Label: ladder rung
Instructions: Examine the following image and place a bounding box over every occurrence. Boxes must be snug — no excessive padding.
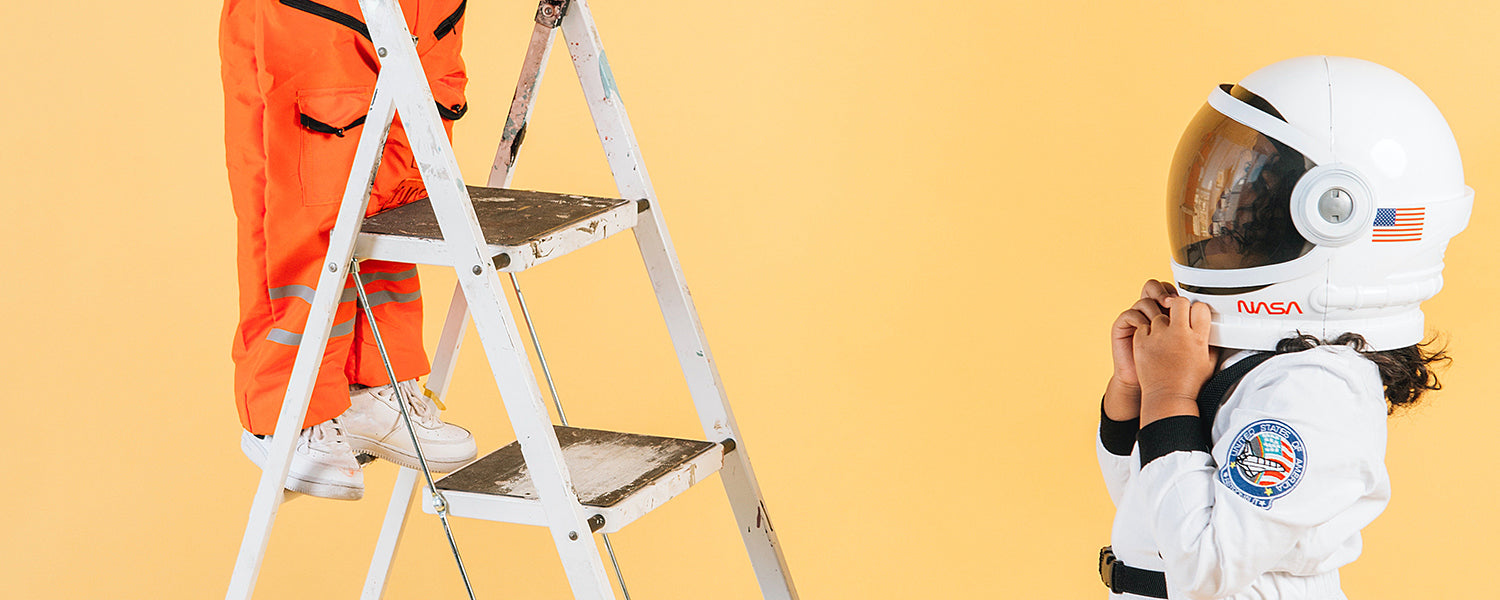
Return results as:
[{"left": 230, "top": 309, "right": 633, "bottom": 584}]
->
[
  {"left": 355, "top": 187, "right": 638, "bottom": 271},
  {"left": 427, "top": 426, "right": 726, "bottom": 534}
]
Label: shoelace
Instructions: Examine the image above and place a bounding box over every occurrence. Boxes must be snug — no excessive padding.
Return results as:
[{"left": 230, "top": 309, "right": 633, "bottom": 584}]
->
[
  {"left": 372, "top": 381, "right": 442, "bottom": 427},
  {"left": 301, "top": 419, "right": 352, "bottom": 451}
]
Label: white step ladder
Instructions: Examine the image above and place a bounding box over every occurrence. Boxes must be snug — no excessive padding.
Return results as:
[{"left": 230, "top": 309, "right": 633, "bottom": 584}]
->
[{"left": 225, "top": 0, "right": 797, "bottom": 598}]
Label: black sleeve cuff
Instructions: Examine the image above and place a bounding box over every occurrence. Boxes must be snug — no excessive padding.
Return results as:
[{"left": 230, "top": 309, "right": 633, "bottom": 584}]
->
[
  {"left": 1138, "top": 415, "right": 1209, "bottom": 468},
  {"left": 1099, "top": 402, "right": 1140, "bottom": 457}
]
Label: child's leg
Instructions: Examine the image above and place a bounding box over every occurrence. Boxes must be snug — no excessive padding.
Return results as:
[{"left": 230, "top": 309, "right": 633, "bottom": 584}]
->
[
  {"left": 223, "top": 0, "right": 377, "bottom": 434},
  {"left": 344, "top": 0, "right": 468, "bottom": 388},
  {"left": 346, "top": 259, "right": 429, "bottom": 388},
  {"left": 227, "top": 0, "right": 466, "bottom": 435}
]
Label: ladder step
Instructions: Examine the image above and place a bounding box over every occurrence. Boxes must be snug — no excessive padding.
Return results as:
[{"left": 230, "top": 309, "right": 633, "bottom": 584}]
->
[
  {"left": 355, "top": 187, "right": 639, "bottom": 270},
  {"left": 426, "top": 426, "right": 727, "bottom": 534}
]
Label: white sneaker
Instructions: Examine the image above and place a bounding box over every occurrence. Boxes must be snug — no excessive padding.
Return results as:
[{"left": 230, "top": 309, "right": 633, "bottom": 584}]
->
[
  {"left": 341, "top": 379, "right": 477, "bottom": 472},
  {"left": 240, "top": 419, "right": 364, "bottom": 501}
]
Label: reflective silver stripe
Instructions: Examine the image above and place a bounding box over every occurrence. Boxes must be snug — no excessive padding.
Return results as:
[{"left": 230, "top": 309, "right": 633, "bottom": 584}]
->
[
  {"left": 268, "top": 285, "right": 422, "bottom": 305},
  {"left": 267, "top": 270, "right": 422, "bottom": 305},
  {"left": 360, "top": 289, "right": 422, "bottom": 307},
  {"left": 267, "top": 284, "right": 321, "bottom": 304},
  {"left": 355, "top": 268, "right": 419, "bottom": 284},
  {"left": 266, "top": 316, "right": 357, "bottom": 346}
]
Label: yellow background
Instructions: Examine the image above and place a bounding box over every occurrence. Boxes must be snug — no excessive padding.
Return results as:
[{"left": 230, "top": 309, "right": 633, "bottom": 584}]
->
[{"left": 2, "top": 1, "right": 1496, "bottom": 598}]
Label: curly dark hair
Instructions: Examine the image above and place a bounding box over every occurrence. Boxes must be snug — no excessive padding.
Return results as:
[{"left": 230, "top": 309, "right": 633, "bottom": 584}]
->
[
  {"left": 1274, "top": 332, "right": 1450, "bottom": 413},
  {"left": 1242, "top": 151, "right": 1308, "bottom": 263}
]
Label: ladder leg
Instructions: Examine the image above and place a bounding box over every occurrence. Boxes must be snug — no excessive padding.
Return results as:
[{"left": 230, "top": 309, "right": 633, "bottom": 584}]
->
[
  {"left": 494, "top": 5, "right": 638, "bottom": 596},
  {"left": 361, "top": 467, "right": 421, "bottom": 600},
  {"left": 556, "top": 2, "right": 799, "bottom": 597},
  {"left": 487, "top": 0, "right": 565, "bottom": 188},
  {"left": 424, "top": 281, "right": 470, "bottom": 401},
  {"left": 718, "top": 449, "right": 798, "bottom": 599},
  {"left": 459, "top": 274, "right": 618, "bottom": 600},
  {"left": 638, "top": 214, "right": 799, "bottom": 600}
]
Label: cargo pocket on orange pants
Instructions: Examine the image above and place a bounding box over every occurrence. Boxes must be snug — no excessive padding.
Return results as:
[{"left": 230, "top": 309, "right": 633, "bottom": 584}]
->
[
  {"left": 296, "top": 86, "right": 372, "bottom": 206},
  {"left": 433, "top": 74, "right": 468, "bottom": 124},
  {"left": 365, "top": 75, "right": 468, "bottom": 213}
]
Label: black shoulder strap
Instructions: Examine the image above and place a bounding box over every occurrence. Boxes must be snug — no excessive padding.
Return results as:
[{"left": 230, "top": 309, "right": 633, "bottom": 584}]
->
[{"left": 1196, "top": 352, "right": 1275, "bottom": 439}]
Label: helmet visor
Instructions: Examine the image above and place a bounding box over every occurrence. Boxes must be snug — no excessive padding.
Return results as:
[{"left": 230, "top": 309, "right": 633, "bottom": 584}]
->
[{"left": 1168, "top": 102, "right": 1315, "bottom": 271}]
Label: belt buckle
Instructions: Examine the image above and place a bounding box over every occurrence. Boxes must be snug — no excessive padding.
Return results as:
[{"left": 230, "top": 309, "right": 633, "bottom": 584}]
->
[{"left": 1098, "top": 546, "right": 1118, "bottom": 593}]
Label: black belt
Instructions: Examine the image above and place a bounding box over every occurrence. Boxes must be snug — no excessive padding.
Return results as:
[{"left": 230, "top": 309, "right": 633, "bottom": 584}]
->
[{"left": 1099, "top": 546, "right": 1167, "bottom": 598}]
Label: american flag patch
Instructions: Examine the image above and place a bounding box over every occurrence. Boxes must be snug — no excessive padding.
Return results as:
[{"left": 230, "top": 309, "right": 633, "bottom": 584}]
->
[{"left": 1372, "top": 207, "right": 1424, "bottom": 242}]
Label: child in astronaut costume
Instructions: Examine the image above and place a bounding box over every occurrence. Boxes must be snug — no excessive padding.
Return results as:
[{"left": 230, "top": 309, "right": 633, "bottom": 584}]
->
[{"left": 1096, "top": 57, "right": 1472, "bottom": 599}]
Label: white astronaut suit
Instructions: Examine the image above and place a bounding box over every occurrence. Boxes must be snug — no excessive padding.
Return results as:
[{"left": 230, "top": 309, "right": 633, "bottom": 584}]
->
[
  {"left": 1099, "top": 347, "right": 1388, "bottom": 599},
  {"left": 1097, "top": 56, "right": 1472, "bottom": 599}
]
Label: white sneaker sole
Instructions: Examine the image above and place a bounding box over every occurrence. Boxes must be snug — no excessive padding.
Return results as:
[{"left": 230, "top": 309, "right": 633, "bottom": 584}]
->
[
  {"left": 344, "top": 434, "right": 476, "bottom": 473},
  {"left": 240, "top": 432, "right": 364, "bottom": 501}
]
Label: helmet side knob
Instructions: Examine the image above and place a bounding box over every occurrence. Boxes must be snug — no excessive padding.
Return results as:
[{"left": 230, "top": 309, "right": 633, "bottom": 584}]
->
[
  {"left": 1289, "top": 165, "right": 1375, "bottom": 246},
  {"left": 1317, "top": 188, "right": 1353, "bottom": 223}
]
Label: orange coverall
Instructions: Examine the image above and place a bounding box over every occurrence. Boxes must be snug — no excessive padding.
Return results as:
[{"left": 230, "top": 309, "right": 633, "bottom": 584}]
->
[{"left": 219, "top": 0, "right": 468, "bottom": 434}]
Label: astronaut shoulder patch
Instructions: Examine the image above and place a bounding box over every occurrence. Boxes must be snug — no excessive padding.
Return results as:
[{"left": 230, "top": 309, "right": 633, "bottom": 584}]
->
[{"left": 1217, "top": 419, "right": 1306, "bottom": 509}]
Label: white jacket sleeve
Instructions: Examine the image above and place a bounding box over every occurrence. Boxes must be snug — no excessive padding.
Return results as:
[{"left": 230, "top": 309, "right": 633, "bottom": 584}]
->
[
  {"left": 1131, "top": 351, "right": 1388, "bottom": 599},
  {"left": 1098, "top": 405, "right": 1140, "bottom": 506}
]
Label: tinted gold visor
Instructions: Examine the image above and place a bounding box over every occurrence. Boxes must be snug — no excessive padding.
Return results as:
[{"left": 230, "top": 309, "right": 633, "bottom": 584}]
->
[{"left": 1168, "top": 102, "right": 1314, "bottom": 270}]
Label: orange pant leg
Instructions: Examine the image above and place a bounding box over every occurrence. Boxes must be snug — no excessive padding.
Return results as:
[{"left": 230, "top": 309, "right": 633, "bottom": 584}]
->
[{"left": 221, "top": 0, "right": 468, "bottom": 434}]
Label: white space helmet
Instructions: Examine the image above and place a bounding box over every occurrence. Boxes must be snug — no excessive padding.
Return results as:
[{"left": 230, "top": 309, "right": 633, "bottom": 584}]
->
[{"left": 1167, "top": 56, "right": 1473, "bottom": 351}]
